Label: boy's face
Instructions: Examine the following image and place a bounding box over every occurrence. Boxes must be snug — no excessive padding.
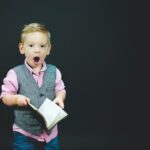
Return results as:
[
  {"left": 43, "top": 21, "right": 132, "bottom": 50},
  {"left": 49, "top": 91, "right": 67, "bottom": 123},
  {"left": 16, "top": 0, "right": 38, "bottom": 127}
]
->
[{"left": 19, "top": 32, "right": 51, "bottom": 68}]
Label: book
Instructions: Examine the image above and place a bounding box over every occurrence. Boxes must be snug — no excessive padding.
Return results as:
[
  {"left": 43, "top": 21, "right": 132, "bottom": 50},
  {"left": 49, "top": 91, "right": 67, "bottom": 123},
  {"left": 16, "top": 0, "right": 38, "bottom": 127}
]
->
[{"left": 28, "top": 98, "right": 68, "bottom": 130}]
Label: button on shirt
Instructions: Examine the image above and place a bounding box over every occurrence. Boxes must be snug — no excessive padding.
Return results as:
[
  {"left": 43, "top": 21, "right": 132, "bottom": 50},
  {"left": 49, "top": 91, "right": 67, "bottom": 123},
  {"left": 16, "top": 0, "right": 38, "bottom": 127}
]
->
[{"left": 0, "top": 61, "right": 65, "bottom": 142}]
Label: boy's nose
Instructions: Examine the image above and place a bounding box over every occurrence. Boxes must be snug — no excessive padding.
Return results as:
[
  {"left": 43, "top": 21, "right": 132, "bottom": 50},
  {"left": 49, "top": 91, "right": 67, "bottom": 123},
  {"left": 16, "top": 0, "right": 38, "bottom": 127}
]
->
[{"left": 34, "top": 47, "right": 40, "bottom": 52}]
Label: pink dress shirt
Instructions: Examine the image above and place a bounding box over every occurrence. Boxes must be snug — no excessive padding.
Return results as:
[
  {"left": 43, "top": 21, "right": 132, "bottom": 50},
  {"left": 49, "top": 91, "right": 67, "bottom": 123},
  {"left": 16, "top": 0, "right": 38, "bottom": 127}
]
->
[{"left": 0, "top": 61, "right": 65, "bottom": 143}]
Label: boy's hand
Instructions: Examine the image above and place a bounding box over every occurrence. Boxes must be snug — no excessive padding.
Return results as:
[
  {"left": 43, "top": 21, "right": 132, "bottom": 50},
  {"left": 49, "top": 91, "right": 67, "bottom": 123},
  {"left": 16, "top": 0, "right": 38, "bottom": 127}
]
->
[
  {"left": 16, "top": 95, "right": 30, "bottom": 107},
  {"left": 53, "top": 97, "right": 64, "bottom": 109}
]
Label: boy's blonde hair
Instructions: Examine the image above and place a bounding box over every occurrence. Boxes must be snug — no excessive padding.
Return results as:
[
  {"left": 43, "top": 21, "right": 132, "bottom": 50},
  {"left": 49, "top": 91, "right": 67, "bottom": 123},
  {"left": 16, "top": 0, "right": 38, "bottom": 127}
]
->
[{"left": 20, "top": 23, "right": 51, "bottom": 43}]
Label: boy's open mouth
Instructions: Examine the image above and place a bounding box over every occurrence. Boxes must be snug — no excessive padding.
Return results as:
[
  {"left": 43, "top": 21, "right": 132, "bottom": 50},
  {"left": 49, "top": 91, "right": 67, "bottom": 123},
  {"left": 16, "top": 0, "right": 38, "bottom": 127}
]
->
[{"left": 33, "top": 57, "right": 40, "bottom": 62}]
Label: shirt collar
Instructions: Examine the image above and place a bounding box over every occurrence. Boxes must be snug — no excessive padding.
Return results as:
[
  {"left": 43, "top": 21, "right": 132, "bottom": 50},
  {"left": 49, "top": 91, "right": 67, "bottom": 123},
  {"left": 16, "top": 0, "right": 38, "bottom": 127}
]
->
[{"left": 24, "top": 59, "right": 47, "bottom": 74}]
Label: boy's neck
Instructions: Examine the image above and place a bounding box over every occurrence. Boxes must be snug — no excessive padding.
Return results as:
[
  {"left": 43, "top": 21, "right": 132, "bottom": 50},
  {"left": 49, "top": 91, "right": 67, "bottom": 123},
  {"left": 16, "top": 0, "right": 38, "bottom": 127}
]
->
[{"left": 32, "top": 66, "right": 42, "bottom": 75}]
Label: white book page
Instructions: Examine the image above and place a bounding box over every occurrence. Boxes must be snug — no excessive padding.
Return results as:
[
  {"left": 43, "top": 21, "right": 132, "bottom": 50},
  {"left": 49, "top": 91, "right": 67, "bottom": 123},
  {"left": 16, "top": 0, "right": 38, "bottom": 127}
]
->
[
  {"left": 50, "top": 110, "right": 68, "bottom": 128},
  {"left": 28, "top": 98, "right": 68, "bottom": 129},
  {"left": 38, "top": 98, "right": 68, "bottom": 129}
]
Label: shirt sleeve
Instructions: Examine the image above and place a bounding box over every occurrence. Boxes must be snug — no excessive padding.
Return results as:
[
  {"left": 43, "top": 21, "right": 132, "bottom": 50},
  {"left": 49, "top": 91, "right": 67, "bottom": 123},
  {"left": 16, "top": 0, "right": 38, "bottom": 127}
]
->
[
  {"left": 0, "top": 69, "right": 18, "bottom": 99},
  {"left": 55, "top": 68, "right": 65, "bottom": 93}
]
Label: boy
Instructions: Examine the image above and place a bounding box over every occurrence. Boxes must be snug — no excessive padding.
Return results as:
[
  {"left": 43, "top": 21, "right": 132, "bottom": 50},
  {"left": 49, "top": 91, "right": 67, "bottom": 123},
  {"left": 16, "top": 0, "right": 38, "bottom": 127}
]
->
[{"left": 0, "top": 23, "right": 66, "bottom": 150}]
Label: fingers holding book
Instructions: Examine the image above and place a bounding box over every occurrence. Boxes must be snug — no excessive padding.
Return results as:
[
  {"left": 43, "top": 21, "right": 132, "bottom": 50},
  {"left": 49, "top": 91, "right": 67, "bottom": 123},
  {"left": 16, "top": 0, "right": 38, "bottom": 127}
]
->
[
  {"left": 16, "top": 94, "right": 30, "bottom": 107},
  {"left": 53, "top": 97, "right": 65, "bottom": 109}
]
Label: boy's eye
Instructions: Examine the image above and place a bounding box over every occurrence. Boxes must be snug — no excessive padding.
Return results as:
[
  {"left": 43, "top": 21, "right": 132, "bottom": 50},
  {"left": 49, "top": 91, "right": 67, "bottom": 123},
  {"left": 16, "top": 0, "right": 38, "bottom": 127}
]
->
[
  {"left": 29, "top": 44, "right": 33, "bottom": 47},
  {"left": 40, "top": 45, "right": 45, "bottom": 48}
]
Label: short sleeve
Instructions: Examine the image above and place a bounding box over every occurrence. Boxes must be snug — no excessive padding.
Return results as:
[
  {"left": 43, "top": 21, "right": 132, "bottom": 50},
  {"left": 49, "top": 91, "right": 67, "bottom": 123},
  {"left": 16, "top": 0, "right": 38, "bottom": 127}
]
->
[
  {"left": 0, "top": 69, "right": 19, "bottom": 99},
  {"left": 55, "top": 68, "right": 65, "bottom": 93}
]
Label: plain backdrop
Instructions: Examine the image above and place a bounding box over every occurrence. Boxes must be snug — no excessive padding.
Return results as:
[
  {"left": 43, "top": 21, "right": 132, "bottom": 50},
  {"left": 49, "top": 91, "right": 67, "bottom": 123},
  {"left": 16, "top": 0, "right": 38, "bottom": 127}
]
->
[{"left": 0, "top": 0, "right": 146, "bottom": 150}]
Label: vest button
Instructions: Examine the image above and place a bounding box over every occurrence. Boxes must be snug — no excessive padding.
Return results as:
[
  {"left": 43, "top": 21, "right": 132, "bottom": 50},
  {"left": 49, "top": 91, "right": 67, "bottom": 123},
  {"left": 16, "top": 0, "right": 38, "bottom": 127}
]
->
[{"left": 40, "top": 94, "right": 44, "bottom": 97}]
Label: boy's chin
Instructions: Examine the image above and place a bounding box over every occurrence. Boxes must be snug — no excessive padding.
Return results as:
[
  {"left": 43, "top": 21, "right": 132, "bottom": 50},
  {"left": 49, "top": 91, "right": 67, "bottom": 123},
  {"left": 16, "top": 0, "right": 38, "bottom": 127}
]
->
[
  {"left": 27, "top": 62, "right": 41, "bottom": 68},
  {"left": 33, "top": 61, "right": 44, "bottom": 67},
  {"left": 33, "top": 62, "right": 42, "bottom": 67}
]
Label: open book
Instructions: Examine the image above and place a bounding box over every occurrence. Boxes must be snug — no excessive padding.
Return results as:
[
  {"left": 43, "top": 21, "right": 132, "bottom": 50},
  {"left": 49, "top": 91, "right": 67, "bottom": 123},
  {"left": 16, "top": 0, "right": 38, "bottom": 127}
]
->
[{"left": 28, "top": 98, "right": 68, "bottom": 130}]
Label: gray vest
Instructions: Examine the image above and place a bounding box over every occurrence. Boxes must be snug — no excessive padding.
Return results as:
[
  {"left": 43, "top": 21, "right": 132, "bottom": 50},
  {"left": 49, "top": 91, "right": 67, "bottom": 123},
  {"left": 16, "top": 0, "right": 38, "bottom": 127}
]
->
[{"left": 13, "top": 64, "right": 56, "bottom": 135}]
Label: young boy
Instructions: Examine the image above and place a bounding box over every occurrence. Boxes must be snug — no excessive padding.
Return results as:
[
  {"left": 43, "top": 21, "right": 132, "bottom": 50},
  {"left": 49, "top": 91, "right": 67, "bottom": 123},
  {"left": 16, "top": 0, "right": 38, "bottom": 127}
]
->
[{"left": 0, "top": 23, "right": 66, "bottom": 150}]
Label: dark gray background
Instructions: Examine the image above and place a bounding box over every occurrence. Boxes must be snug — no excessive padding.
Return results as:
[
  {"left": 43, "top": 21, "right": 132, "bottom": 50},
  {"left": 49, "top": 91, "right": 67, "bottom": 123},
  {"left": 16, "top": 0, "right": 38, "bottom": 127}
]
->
[{"left": 0, "top": 0, "right": 146, "bottom": 150}]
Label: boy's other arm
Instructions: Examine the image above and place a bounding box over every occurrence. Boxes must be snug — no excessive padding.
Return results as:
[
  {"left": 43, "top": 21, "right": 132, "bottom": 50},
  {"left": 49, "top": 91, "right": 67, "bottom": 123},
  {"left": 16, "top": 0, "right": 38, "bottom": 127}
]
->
[
  {"left": 54, "top": 68, "right": 66, "bottom": 109},
  {"left": 53, "top": 90, "right": 66, "bottom": 109},
  {"left": 1, "top": 69, "right": 30, "bottom": 107},
  {"left": 2, "top": 94, "right": 30, "bottom": 107}
]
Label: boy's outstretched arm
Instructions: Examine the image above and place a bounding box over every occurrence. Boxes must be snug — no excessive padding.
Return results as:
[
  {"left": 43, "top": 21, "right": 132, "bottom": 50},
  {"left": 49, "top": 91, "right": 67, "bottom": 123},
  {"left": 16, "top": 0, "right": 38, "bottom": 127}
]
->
[
  {"left": 2, "top": 94, "right": 30, "bottom": 107},
  {"left": 53, "top": 90, "right": 66, "bottom": 109}
]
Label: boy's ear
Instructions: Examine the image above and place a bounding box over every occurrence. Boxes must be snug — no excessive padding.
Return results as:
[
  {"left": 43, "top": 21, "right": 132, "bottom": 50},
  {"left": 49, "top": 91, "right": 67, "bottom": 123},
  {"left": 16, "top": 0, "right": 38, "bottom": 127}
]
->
[
  {"left": 18, "top": 43, "right": 25, "bottom": 54},
  {"left": 47, "top": 43, "right": 52, "bottom": 55}
]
